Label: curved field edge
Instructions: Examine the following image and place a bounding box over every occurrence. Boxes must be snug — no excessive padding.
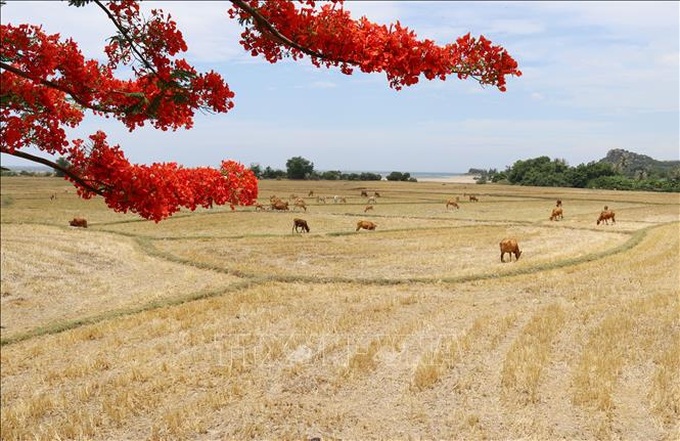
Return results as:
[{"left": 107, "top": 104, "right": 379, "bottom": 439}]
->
[
  {"left": 141, "top": 224, "right": 649, "bottom": 284},
  {"left": 0, "top": 221, "right": 666, "bottom": 347}
]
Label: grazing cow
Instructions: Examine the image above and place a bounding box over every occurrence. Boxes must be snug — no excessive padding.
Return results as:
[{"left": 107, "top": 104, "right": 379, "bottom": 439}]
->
[
  {"left": 500, "top": 238, "right": 522, "bottom": 262},
  {"left": 308, "top": 190, "right": 314, "bottom": 197},
  {"left": 367, "top": 196, "right": 377, "bottom": 205},
  {"left": 469, "top": 195, "right": 479, "bottom": 202},
  {"left": 254, "top": 203, "right": 266, "bottom": 211},
  {"left": 597, "top": 209, "right": 616, "bottom": 225},
  {"left": 446, "top": 199, "right": 460, "bottom": 210},
  {"left": 361, "top": 190, "right": 369, "bottom": 197},
  {"left": 292, "top": 218, "right": 310, "bottom": 233},
  {"left": 271, "top": 200, "right": 289, "bottom": 211},
  {"left": 356, "top": 220, "right": 377, "bottom": 231},
  {"left": 364, "top": 205, "right": 374, "bottom": 213},
  {"left": 374, "top": 192, "right": 381, "bottom": 197},
  {"left": 69, "top": 217, "right": 88, "bottom": 228},
  {"left": 556, "top": 199, "right": 562, "bottom": 207},
  {"left": 317, "top": 196, "right": 327, "bottom": 204},
  {"left": 550, "top": 207, "right": 564, "bottom": 221}
]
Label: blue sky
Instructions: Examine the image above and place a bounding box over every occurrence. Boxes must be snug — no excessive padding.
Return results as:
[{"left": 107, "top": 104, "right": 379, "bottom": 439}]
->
[{"left": 1, "top": 1, "right": 678, "bottom": 173}]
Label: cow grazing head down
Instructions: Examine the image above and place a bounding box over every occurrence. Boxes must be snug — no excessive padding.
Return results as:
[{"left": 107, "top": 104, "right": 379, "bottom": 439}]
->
[
  {"left": 550, "top": 207, "right": 563, "bottom": 221},
  {"left": 500, "top": 238, "right": 521, "bottom": 262},
  {"left": 356, "top": 220, "right": 377, "bottom": 231},
  {"left": 69, "top": 217, "right": 88, "bottom": 228},
  {"left": 597, "top": 209, "right": 616, "bottom": 225},
  {"left": 292, "top": 218, "right": 310, "bottom": 233}
]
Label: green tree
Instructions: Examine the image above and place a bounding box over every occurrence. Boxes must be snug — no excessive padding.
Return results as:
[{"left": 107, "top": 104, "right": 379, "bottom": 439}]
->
[
  {"left": 566, "top": 161, "right": 615, "bottom": 188},
  {"left": 248, "top": 163, "right": 263, "bottom": 179},
  {"left": 359, "top": 172, "right": 383, "bottom": 181},
  {"left": 53, "top": 156, "right": 71, "bottom": 177},
  {"left": 386, "top": 171, "right": 416, "bottom": 182},
  {"left": 286, "top": 156, "right": 314, "bottom": 180},
  {"left": 321, "top": 170, "right": 342, "bottom": 180},
  {"left": 261, "top": 166, "right": 286, "bottom": 179},
  {"left": 506, "top": 156, "right": 571, "bottom": 187}
]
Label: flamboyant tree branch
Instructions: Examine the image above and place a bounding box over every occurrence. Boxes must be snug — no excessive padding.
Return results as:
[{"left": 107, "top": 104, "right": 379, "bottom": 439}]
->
[
  {"left": 229, "top": 0, "right": 341, "bottom": 62},
  {"left": 229, "top": 0, "right": 478, "bottom": 85},
  {"left": 0, "top": 0, "right": 519, "bottom": 221},
  {"left": 90, "top": 0, "right": 157, "bottom": 75},
  {"left": 0, "top": 61, "right": 114, "bottom": 113}
]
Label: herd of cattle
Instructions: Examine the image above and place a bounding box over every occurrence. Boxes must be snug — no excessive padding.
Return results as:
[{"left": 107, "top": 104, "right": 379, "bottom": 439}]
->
[
  {"left": 498, "top": 199, "right": 616, "bottom": 262},
  {"left": 67, "top": 189, "right": 618, "bottom": 263}
]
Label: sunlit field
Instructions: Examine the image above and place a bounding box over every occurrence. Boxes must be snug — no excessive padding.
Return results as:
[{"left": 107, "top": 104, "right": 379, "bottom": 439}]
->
[{"left": 1, "top": 176, "right": 679, "bottom": 440}]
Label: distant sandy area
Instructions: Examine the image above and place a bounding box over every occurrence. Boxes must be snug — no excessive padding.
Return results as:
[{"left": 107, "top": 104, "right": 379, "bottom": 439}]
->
[{"left": 416, "top": 174, "right": 480, "bottom": 184}]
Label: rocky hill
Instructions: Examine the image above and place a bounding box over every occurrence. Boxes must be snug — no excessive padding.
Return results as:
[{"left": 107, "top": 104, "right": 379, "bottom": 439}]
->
[{"left": 599, "top": 149, "right": 680, "bottom": 178}]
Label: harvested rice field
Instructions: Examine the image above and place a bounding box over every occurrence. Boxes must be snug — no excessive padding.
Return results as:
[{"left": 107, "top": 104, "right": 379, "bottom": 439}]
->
[{"left": 1, "top": 176, "right": 679, "bottom": 440}]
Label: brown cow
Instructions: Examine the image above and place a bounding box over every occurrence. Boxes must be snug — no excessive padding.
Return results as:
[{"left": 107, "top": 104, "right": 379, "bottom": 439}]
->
[
  {"left": 556, "top": 199, "right": 563, "bottom": 207},
  {"left": 550, "top": 207, "right": 564, "bottom": 221},
  {"left": 69, "top": 217, "right": 88, "bottom": 228},
  {"left": 469, "top": 195, "right": 479, "bottom": 202},
  {"left": 292, "top": 218, "right": 310, "bottom": 233},
  {"left": 597, "top": 209, "right": 616, "bottom": 225},
  {"left": 364, "top": 205, "right": 374, "bottom": 213},
  {"left": 500, "top": 238, "right": 521, "bottom": 262},
  {"left": 271, "top": 200, "right": 289, "bottom": 211},
  {"left": 360, "top": 190, "right": 369, "bottom": 197},
  {"left": 356, "top": 220, "right": 377, "bottom": 231},
  {"left": 446, "top": 199, "right": 460, "bottom": 210}
]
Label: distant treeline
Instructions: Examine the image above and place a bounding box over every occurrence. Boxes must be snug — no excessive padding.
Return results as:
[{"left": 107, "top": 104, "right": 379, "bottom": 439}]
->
[
  {"left": 1, "top": 169, "right": 54, "bottom": 177},
  {"left": 6, "top": 149, "right": 677, "bottom": 192},
  {"left": 475, "top": 151, "right": 680, "bottom": 192},
  {"left": 250, "top": 157, "right": 417, "bottom": 182}
]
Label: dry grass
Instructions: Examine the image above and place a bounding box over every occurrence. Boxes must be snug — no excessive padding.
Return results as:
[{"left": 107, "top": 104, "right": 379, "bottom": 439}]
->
[
  {"left": 0, "top": 223, "right": 243, "bottom": 341},
  {"left": 501, "top": 303, "right": 566, "bottom": 405},
  {"left": 1, "top": 176, "right": 679, "bottom": 440}
]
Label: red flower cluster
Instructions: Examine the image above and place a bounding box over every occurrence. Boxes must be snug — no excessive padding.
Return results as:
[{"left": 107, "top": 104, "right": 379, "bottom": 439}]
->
[
  {"left": 1, "top": 0, "right": 520, "bottom": 222},
  {"left": 228, "top": 0, "right": 522, "bottom": 91},
  {"left": 1, "top": 2, "right": 248, "bottom": 221},
  {"left": 66, "top": 132, "right": 257, "bottom": 222}
]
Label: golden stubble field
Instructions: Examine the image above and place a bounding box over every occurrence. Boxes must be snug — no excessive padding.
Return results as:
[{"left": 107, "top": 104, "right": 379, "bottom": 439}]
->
[{"left": 1, "top": 176, "right": 679, "bottom": 441}]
